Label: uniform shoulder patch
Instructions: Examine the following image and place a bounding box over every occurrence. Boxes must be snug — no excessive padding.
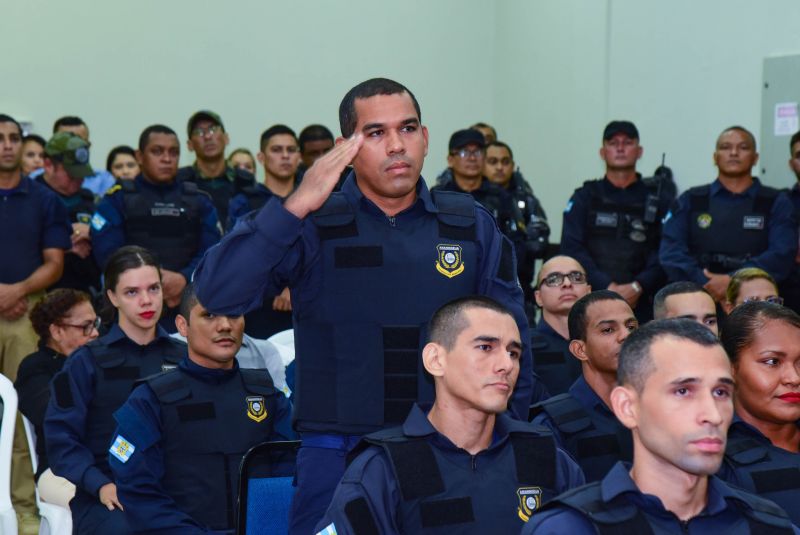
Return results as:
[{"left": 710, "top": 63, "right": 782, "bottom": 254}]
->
[
  {"left": 316, "top": 523, "right": 338, "bottom": 535},
  {"left": 109, "top": 435, "right": 136, "bottom": 463},
  {"left": 105, "top": 184, "right": 122, "bottom": 196},
  {"left": 90, "top": 212, "right": 107, "bottom": 231}
]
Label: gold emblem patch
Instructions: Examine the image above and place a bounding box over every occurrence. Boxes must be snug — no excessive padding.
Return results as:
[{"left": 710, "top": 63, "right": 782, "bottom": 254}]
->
[
  {"left": 435, "top": 244, "right": 465, "bottom": 278},
  {"left": 517, "top": 487, "right": 542, "bottom": 522},
  {"left": 246, "top": 396, "right": 267, "bottom": 423},
  {"left": 696, "top": 213, "right": 712, "bottom": 229}
]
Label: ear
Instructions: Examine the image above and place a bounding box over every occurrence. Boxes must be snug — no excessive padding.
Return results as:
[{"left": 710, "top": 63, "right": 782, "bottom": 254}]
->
[
  {"left": 569, "top": 339, "right": 588, "bottom": 363},
  {"left": 175, "top": 314, "right": 189, "bottom": 338},
  {"left": 752, "top": 151, "right": 760, "bottom": 166},
  {"left": 106, "top": 288, "right": 119, "bottom": 309},
  {"left": 222, "top": 132, "right": 230, "bottom": 147},
  {"left": 186, "top": 139, "right": 195, "bottom": 153},
  {"left": 257, "top": 151, "right": 265, "bottom": 164},
  {"left": 447, "top": 154, "right": 455, "bottom": 168},
  {"left": 422, "top": 125, "right": 429, "bottom": 157},
  {"left": 135, "top": 150, "right": 144, "bottom": 166},
  {"left": 48, "top": 323, "right": 62, "bottom": 345},
  {"left": 534, "top": 289, "right": 543, "bottom": 308},
  {"left": 598, "top": 146, "right": 605, "bottom": 160},
  {"left": 610, "top": 385, "right": 638, "bottom": 430},
  {"left": 422, "top": 342, "right": 445, "bottom": 378},
  {"left": 636, "top": 145, "right": 643, "bottom": 160}
]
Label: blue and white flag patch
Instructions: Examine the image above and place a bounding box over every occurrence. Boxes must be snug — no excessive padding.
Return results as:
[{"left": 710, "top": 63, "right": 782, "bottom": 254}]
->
[
  {"left": 91, "top": 213, "right": 107, "bottom": 231},
  {"left": 109, "top": 435, "right": 135, "bottom": 463},
  {"left": 564, "top": 200, "right": 573, "bottom": 214},
  {"left": 316, "top": 523, "right": 338, "bottom": 535}
]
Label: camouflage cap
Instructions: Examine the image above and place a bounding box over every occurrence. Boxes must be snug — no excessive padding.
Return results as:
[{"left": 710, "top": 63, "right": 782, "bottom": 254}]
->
[
  {"left": 45, "top": 132, "right": 93, "bottom": 179},
  {"left": 187, "top": 110, "right": 224, "bottom": 137}
]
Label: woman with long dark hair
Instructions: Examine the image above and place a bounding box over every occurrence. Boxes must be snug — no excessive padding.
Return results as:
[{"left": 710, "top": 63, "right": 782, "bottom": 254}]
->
[{"left": 43, "top": 246, "right": 185, "bottom": 534}]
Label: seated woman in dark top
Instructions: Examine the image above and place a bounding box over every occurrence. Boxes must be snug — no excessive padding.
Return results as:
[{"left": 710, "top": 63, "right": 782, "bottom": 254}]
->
[
  {"left": 15, "top": 288, "right": 99, "bottom": 507},
  {"left": 718, "top": 301, "right": 800, "bottom": 524}
]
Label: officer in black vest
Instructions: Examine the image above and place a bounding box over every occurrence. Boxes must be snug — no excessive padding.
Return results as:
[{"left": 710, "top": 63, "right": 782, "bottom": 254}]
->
[
  {"left": 90, "top": 125, "right": 221, "bottom": 332},
  {"left": 523, "top": 319, "right": 797, "bottom": 535},
  {"left": 660, "top": 125, "right": 797, "bottom": 304},
  {"left": 315, "top": 296, "right": 584, "bottom": 535},
  {"left": 530, "top": 291, "right": 637, "bottom": 482},
  {"left": 531, "top": 256, "right": 592, "bottom": 395},
  {"left": 38, "top": 132, "right": 101, "bottom": 294},
  {"left": 176, "top": 110, "right": 255, "bottom": 228},
  {"left": 192, "top": 78, "right": 538, "bottom": 535},
  {"left": 781, "top": 130, "right": 800, "bottom": 313},
  {"left": 109, "top": 283, "right": 293, "bottom": 533},
  {"left": 561, "top": 121, "right": 670, "bottom": 322}
]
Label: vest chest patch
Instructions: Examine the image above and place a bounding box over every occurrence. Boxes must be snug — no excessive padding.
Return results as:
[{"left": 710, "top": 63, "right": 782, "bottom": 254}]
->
[
  {"left": 247, "top": 395, "right": 268, "bottom": 422},
  {"left": 743, "top": 215, "right": 765, "bottom": 230},
  {"left": 435, "top": 244, "right": 465, "bottom": 278},
  {"left": 696, "top": 213, "right": 712, "bottom": 229},
  {"left": 517, "top": 486, "right": 542, "bottom": 522},
  {"left": 151, "top": 204, "right": 182, "bottom": 217},
  {"left": 594, "top": 212, "right": 618, "bottom": 228}
]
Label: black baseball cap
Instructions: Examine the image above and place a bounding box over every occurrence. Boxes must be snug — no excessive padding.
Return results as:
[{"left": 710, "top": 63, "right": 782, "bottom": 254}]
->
[
  {"left": 603, "top": 120, "right": 639, "bottom": 140},
  {"left": 449, "top": 129, "right": 486, "bottom": 152}
]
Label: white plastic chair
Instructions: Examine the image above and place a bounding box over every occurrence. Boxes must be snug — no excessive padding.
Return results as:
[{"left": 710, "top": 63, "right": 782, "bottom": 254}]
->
[
  {"left": 20, "top": 416, "right": 72, "bottom": 535},
  {"left": 0, "top": 374, "right": 19, "bottom": 535},
  {"left": 266, "top": 329, "right": 295, "bottom": 366}
]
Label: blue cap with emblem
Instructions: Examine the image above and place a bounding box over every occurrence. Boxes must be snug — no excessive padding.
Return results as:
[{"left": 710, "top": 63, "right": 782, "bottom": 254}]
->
[{"left": 45, "top": 132, "right": 94, "bottom": 179}]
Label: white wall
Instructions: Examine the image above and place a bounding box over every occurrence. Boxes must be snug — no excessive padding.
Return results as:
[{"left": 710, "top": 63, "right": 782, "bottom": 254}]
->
[{"left": 4, "top": 0, "right": 799, "bottom": 237}]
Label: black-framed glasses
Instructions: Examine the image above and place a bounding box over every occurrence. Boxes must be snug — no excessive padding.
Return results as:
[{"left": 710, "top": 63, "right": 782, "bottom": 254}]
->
[
  {"left": 191, "top": 125, "right": 223, "bottom": 138},
  {"left": 742, "top": 295, "right": 784, "bottom": 306},
  {"left": 58, "top": 317, "right": 101, "bottom": 336},
  {"left": 540, "top": 271, "right": 587, "bottom": 288}
]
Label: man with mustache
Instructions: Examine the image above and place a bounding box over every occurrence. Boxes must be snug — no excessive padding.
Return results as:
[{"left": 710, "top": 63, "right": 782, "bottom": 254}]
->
[
  {"left": 316, "top": 296, "right": 584, "bottom": 535},
  {"left": 108, "top": 283, "right": 293, "bottom": 533},
  {"left": 523, "top": 319, "right": 797, "bottom": 534},
  {"left": 530, "top": 290, "right": 637, "bottom": 481},
  {"left": 660, "top": 126, "right": 797, "bottom": 303},
  {"left": 193, "top": 78, "right": 538, "bottom": 534}
]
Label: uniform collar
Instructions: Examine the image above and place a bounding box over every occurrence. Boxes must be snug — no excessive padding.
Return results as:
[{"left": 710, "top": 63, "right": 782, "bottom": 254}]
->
[
  {"left": 601, "top": 173, "right": 643, "bottom": 191},
  {"left": 568, "top": 376, "right": 613, "bottom": 416},
  {"left": 0, "top": 173, "right": 29, "bottom": 195},
  {"left": 179, "top": 355, "right": 239, "bottom": 383},
  {"left": 104, "top": 323, "right": 173, "bottom": 346},
  {"left": 340, "top": 170, "right": 436, "bottom": 215},
  {"left": 600, "top": 462, "right": 733, "bottom": 517},
  {"left": 136, "top": 174, "right": 178, "bottom": 191},
  {"left": 535, "top": 317, "right": 567, "bottom": 341},
  {"left": 710, "top": 177, "right": 761, "bottom": 198},
  {"left": 729, "top": 412, "right": 800, "bottom": 439}
]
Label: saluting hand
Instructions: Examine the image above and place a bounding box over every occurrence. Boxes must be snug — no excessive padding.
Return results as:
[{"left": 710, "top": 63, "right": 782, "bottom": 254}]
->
[{"left": 284, "top": 134, "right": 364, "bottom": 219}]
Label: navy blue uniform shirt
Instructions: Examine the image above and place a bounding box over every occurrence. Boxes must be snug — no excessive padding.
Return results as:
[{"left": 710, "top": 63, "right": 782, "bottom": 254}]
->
[
  {"left": 315, "top": 404, "right": 585, "bottom": 535},
  {"left": 522, "top": 462, "right": 800, "bottom": 534},
  {"left": 0, "top": 176, "right": 71, "bottom": 283},
  {"left": 90, "top": 175, "right": 220, "bottom": 281},
  {"left": 660, "top": 178, "right": 797, "bottom": 284}
]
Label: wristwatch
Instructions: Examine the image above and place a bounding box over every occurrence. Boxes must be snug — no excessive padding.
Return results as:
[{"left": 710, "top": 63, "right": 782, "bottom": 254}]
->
[{"left": 631, "top": 281, "right": 642, "bottom": 294}]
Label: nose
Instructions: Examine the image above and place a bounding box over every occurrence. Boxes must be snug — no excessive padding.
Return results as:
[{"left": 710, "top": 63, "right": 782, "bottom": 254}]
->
[
  {"left": 698, "top": 390, "right": 725, "bottom": 426},
  {"left": 783, "top": 361, "right": 800, "bottom": 386},
  {"left": 618, "top": 326, "right": 633, "bottom": 344},
  {"left": 386, "top": 129, "right": 404, "bottom": 155},
  {"left": 217, "top": 315, "right": 234, "bottom": 331}
]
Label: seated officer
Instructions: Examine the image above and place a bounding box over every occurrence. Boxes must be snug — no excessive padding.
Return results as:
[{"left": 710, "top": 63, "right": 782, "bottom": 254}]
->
[
  {"left": 176, "top": 110, "right": 255, "bottom": 227},
  {"left": 524, "top": 319, "right": 798, "bottom": 534},
  {"left": 530, "top": 291, "right": 637, "bottom": 481},
  {"left": 531, "top": 256, "right": 592, "bottom": 395},
  {"left": 660, "top": 125, "right": 797, "bottom": 303},
  {"left": 315, "top": 296, "right": 584, "bottom": 535},
  {"left": 39, "top": 132, "right": 102, "bottom": 294},
  {"left": 109, "top": 283, "right": 293, "bottom": 533},
  {"left": 561, "top": 121, "right": 669, "bottom": 322},
  {"left": 90, "top": 124, "right": 221, "bottom": 331},
  {"left": 653, "top": 281, "right": 718, "bottom": 336}
]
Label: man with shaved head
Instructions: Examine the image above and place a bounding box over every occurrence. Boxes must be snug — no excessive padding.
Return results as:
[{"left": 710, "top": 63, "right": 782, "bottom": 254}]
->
[{"left": 653, "top": 281, "right": 718, "bottom": 336}]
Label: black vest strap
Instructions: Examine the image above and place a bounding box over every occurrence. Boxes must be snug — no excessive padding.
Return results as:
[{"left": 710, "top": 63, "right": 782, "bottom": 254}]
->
[
  {"left": 548, "top": 483, "right": 654, "bottom": 535},
  {"left": 344, "top": 497, "right": 380, "bottom": 535},
  {"left": 753, "top": 187, "right": 779, "bottom": 214},
  {"left": 383, "top": 439, "right": 445, "bottom": 501},
  {"left": 121, "top": 179, "right": 137, "bottom": 193},
  {"left": 689, "top": 185, "right": 712, "bottom": 212},
  {"left": 538, "top": 394, "right": 593, "bottom": 434},
  {"left": 510, "top": 434, "right": 555, "bottom": 489},
  {"left": 431, "top": 190, "right": 476, "bottom": 241},
  {"left": 729, "top": 487, "right": 795, "bottom": 535},
  {"left": 419, "top": 496, "right": 474, "bottom": 528},
  {"left": 240, "top": 367, "right": 276, "bottom": 393},
  {"left": 148, "top": 370, "right": 192, "bottom": 404},
  {"left": 313, "top": 193, "right": 358, "bottom": 240},
  {"left": 726, "top": 436, "right": 771, "bottom": 465}
]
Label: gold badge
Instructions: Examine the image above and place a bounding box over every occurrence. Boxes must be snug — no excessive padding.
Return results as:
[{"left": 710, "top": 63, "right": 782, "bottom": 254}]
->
[
  {"left": 696, "top": 213, "right": 712, "bottom": 229},
  {"left": 246, "top": 396, "right": 267, "bottom": 423},
  {"left": 435, "top": 244, "right": 465, "bottom": 278},
  {"left": 517, "top": 487, "right": 542, "bottom": 522}
]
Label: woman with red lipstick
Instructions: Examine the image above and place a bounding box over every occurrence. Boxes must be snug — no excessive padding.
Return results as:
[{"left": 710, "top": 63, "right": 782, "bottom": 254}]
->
[
  {"left": 43, "top": 246, "right": 186, "bottom": 534},
  {"left": 719, "top": 300, "right": 800, "bottom": 524}
]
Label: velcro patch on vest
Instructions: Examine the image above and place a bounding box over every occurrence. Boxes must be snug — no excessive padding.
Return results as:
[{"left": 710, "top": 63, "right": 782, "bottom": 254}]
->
[
  {"left": 103, "top": 366, "right": 140, "bottom": 380},
  {"left": 536, "top": 351, "right": 566, "bottom": 365},
  {"left": 577, "top": 435, "right": 620, "bottom": 458},
  {"left": 751, "top": 467, "right": 800, "bottom": 494},
  {"left": 176, "top": 402, "right": 216, "bottom": 422},
  {"left": 743, "top": 215, "right": 765, "bottom": 230},
  {"left": 419, "top": 497, "right": 474, "bottom": 527},
  {"left": 334, "top": 246, "right": 383, "bottom": 268},
  {"left": 385, "top": 440, "right": 445, "bottom": 500},
  {"left": 53, "top": 373, "right": 74, "bottom": 408},
  {"left": 594, "top": 212, "right": 618, "bottom": 228},
  {"left": 109, "top": 435, "right": 135, "bottom": 463},
  {"left": 343, "top": 497, "right": 378, "bottom": 535}
]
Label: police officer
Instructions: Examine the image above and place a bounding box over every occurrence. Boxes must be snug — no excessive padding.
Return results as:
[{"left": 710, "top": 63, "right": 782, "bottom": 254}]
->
[
  {"left": 192, "top": 78, "right": 537, "bottom": 534},
  {"left": 109, "top": 283, "right": 293, "bottom": 533},
  {"left": 717, "top": 302, "right": 800, "bottom": 525},
  {"left": 561, "top": 121, "right": 669, "bottom": 321},
  {"left": 653, "top": 281, "right": 719, "bottom": 335},
  {"left": 523, "top": 319, "right": 798, "bottom": 535},
  {"left": 177, "top": 110, "right": 255, "bottom": 227},
  {"left": 530, "top": 291, "right": 637, "bottom": 482},
  {"left": 531, "top": 256, "right": 591, "bottom": 395},
  {"left": 315, "top": 296, "right": 584, "bottom": 535},
  {"left": 90, "top": 124, "right": 221, "bottom": 331},
  {"left": 781, "top": 130, "right": 800, "bottom": 312},
  {"left": 660, "top": 125, "right": 798, "bottom": 304},
  {"left": 38, "top": 132, "right": 102, "bottom": 294},
  {"left": 44, "top": 246, "right": 186, "bottom": 534}
]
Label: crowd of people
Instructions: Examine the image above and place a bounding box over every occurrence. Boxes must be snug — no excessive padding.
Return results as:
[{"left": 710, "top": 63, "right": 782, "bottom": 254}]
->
[{"left": 1, "top": 75, "right": 800, "bottom": 534}]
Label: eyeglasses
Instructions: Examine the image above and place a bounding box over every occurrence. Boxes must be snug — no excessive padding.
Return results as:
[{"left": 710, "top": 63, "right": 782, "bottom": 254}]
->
[
  {"left": 191, "top": 125, "right": 223, "bottom": 138},
  {"left": 540, "top": 271, "right": 588, "bottom": 288},
  {"left": 742, "top": 296, "right": 784, "bottom": 306},
  {"left": 58, "top": 317, "right": 101, "bottom": 336},
  {"left": 452, "top": 148, "right": 484, "bottom": 159}
]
